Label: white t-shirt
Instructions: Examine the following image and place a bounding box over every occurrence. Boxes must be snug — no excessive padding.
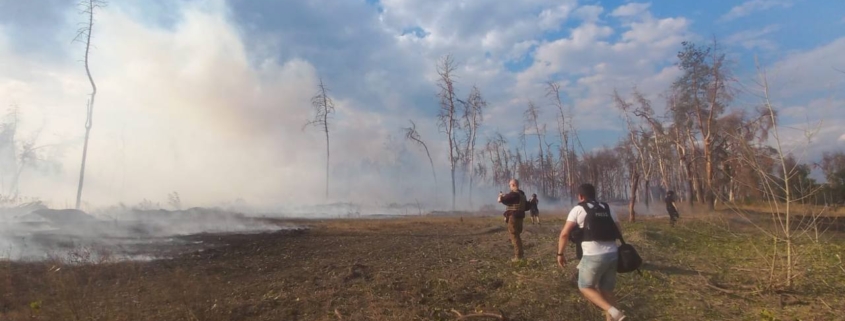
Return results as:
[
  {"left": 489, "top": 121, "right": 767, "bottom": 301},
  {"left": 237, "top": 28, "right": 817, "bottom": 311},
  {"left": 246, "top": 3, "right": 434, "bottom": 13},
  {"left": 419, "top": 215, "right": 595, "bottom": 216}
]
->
[{"left": 567, "top": 202, "right": 619, "bottom": 256}]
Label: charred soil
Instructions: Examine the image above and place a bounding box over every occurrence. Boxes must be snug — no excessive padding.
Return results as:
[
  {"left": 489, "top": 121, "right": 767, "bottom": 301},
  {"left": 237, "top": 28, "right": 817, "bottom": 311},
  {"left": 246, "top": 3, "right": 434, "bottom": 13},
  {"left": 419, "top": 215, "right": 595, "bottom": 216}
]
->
[{"left": 1, "top": 214, "right": 844, "bottom": 321}]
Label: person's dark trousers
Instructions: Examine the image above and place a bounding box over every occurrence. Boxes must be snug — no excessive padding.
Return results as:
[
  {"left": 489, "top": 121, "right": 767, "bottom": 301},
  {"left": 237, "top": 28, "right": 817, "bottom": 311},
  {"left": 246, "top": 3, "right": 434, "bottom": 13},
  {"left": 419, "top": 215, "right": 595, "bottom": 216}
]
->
[{"left": 668, "top": 208, "right": 679, "bottom": 226}]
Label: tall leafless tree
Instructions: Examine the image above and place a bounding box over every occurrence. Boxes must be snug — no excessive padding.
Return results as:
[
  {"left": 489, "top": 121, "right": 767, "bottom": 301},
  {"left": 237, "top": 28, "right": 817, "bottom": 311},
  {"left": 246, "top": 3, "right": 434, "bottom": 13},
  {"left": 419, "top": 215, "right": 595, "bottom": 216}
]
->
[
  {"left": 631, "top": 90, "right": 670, "bottom": 191},
  {"left": 457, "top": 86, "right": 486, "bottom": 209},
  {"left": 613, "top": 90, "right": 650, "bottom": 221},
  {"left": 73, "top": 0, "right": 106, "bottom": 210},
  {"left": 305, "top": 77, "right": 335, "bottom": 198},
  {"left": 524, "top": 100, "right": 547, "bottom": 196},
  {"left": 403, "top": 120, "right": 437, "bottom": 198},
  {"left": 436, "top": 55, "right": 461, "bottom": 210},
  {"left": 546, "top": 81, "right": 577, "bottom": 202}
]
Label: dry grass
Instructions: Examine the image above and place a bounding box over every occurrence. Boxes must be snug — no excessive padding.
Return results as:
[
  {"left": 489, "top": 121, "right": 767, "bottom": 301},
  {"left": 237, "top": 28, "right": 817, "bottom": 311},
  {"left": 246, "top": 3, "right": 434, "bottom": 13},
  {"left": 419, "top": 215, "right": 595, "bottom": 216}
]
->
[{"left": 0, "top": 213, "right": 843, "bottom": 320}]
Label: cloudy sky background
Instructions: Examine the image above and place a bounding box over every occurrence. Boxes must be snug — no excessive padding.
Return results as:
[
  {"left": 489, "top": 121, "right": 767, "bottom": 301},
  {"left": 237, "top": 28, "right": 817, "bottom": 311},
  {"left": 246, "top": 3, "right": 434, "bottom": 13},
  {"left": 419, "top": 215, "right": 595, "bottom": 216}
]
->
[{"left": 0, "top": 0, "right": 843, "bottom": 210}]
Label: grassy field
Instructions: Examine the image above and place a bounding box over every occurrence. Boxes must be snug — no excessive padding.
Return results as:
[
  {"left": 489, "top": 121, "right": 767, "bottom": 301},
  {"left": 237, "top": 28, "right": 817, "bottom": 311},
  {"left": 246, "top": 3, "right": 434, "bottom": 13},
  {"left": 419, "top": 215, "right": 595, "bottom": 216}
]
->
[{"left": 1, "top": 210, "right": 843, "bottom": 321}]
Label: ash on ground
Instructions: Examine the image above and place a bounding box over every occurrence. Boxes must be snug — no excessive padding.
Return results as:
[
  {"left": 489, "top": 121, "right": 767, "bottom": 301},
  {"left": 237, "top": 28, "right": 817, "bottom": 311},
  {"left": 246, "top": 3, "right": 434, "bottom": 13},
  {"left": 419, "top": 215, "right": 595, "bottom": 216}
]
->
[{"left": 0, "top": 202, "right": 299, "bottom": 262}]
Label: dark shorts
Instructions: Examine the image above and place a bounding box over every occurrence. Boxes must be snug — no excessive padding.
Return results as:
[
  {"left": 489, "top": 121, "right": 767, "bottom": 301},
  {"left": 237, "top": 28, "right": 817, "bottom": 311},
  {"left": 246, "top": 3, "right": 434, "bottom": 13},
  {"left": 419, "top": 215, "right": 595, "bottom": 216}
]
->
[{"left": 530, "top": 210, "right": 539, "bottom": 216}]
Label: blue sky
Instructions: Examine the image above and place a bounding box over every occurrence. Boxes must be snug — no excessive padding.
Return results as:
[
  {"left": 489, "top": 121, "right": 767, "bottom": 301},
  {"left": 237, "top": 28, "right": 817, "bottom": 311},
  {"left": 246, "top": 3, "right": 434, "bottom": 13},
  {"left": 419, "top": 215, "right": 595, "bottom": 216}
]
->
[{"left": 0, "top": 0, "right": 843, "bottom": 207}]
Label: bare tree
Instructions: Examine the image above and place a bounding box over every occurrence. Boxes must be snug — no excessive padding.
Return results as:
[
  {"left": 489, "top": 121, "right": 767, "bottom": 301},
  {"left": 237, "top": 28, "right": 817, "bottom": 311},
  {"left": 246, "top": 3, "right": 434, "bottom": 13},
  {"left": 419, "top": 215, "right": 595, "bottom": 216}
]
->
[
  {"left": 546, "top": 81, "right": 574, "bottom": 202},
  {"left": 73, "top": 0, "right": 106, "bottom": 210},
  {"left": 756, "top": 63, "right": 795, "bottom": 287},
  {"left": 524, "top": 100, "right": 547, "bottom": 196},
  {"left": 672, "top": 39, "right": 733, "bottom": 211},
  {"left": 717, "top": 61, "right": 823, "bottom": 289},
  {"left": 436, "top": 55, "right": 462, "bottom": 210},
  {"left": 167, "top": 191, "right": 182, "bottom": 210},
  {"left": 617, "top": 140, "right": 640, "bottom": 222},
  {"left": 304, "top": 77, "right": 335, "bottom": 198},
  {"left": 631, "top": 90, "right": 670, "bottom": 193},
  {"left": 457, "top": 86, "right": 486, "bottom": 209},
  {"left": 613, "top": 90, "right": 648, "bottom": 222},
  {"left": 0, "top": 107, "right": 21, "bottom": 195},
  {"left": 403, "top": 120, "right": 437, "bottom": 197},
  {"left": 0, "top": 107, "right": 49, "bottom": 198}
]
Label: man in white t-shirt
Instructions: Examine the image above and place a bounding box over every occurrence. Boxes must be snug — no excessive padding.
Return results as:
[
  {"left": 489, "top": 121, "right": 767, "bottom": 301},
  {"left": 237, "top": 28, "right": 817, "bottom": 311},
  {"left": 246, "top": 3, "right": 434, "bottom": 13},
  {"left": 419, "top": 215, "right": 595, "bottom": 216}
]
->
[{"left": 557, "top": 183, "right": 626, "bottom": 321}]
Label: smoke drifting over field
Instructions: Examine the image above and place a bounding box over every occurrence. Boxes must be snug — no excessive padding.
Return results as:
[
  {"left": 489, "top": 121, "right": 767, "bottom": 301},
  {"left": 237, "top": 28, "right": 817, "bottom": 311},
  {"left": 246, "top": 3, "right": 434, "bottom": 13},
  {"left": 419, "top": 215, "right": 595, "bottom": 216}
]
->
[
  {"left": 0, "top": 1, "right": 470, "bottom": 212},
  {"left": 0, "top": 202, "right": 301, "bottom": 261}
]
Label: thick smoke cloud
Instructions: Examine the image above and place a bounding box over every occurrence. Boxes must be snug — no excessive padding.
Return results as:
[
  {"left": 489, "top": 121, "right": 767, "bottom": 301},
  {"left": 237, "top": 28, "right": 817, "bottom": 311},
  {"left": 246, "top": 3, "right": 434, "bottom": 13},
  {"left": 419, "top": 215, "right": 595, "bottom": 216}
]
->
[{"left": 0, "top": 1, "right": 454, "bottom": 212}]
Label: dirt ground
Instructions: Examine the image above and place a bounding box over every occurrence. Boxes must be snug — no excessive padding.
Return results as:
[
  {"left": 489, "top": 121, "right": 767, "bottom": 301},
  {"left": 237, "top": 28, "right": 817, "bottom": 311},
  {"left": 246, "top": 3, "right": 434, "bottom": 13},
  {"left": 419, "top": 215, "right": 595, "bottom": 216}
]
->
[{"left": 1, "top": 212, "right": 844, "bottom": 321}]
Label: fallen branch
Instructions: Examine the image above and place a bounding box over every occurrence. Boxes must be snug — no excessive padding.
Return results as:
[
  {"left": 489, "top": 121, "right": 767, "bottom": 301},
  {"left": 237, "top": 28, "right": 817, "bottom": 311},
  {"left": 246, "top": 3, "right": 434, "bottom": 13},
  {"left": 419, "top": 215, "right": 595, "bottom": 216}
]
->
[
  {"left": 451, "top": 309, "right": 508, "bottom": 320},
  {"left": 335, "top": 309, "right": 343, "bottom": 320},
  {"left": 694, "top": 270, "right": 762, "bottom": 297},
  {"left": 728, "top": 267, "right": 766, "bottom": 273},
  {"left": 818, "top": 298, "right": 833, "bottom": 312}
]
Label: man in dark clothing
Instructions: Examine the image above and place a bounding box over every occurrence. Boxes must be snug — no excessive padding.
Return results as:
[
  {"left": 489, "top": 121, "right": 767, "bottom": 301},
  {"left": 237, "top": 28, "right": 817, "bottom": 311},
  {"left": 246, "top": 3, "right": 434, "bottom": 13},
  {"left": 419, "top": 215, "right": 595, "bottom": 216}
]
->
[
  {"left": 666, "top": 191, "right": 680, "bottom": 227},
  {"left": 498, "top": 179, "right": 528, "bottom": 261},
  {"left": 529, "top": 193, "right": 540, "bottom": 225}
]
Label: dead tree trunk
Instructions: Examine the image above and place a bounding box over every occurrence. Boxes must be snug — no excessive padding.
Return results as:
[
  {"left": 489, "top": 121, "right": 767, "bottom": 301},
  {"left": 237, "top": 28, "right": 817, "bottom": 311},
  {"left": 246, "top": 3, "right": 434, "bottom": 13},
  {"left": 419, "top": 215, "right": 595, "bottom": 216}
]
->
[
  {"left": 436, "top": 55, "right": 461, "bottom": 211},
  {"left": 629, "top": 162, "right": 640, "bottom": 222},
  {"left": 304, "top": 77, "right": 335, "bottom": 199},
  {"left": 404, "top": 120, "right": 437, "bottom": 199},
  {"left": 524, "top": 101, "right": 546, "bottom": 196},
  {"left": 457, "top": 86, "right": 485, "bottom": 210},
  {"left": 74, "top": 0, "right": 105, "bottom": 210}
]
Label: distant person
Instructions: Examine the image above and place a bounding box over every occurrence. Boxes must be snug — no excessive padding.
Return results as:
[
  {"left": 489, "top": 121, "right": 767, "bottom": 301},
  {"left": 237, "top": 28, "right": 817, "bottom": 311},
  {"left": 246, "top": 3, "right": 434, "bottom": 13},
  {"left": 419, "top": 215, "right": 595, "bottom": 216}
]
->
[
  {"left": 529, "top": 193, "right": 540, "bottom": 225},
  {"left": 557, "top": 183, "right": 627, "bottom": 321},
  {"left": 666, "top": 191, "right": 679, "bottom": 227},
  {"left": 498, "top": 179, "right": 528, "bottom": 261}
]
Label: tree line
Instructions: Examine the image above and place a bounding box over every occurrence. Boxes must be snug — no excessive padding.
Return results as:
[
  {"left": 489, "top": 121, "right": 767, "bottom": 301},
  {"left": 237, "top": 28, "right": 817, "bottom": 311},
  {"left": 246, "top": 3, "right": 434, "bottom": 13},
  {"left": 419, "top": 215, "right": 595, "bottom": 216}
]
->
[
  {"left": 301, "top": 40, "right": 845, "bottom": 217},
  {"left": 407, "top": 40, "right": 844, "bottom": 216}
]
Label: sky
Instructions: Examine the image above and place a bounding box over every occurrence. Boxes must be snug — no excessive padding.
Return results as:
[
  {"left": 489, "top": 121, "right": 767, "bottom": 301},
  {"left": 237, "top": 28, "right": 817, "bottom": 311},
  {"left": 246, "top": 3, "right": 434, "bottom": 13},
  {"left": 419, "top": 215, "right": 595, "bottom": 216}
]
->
[{"left": 0, "top": 0, "right": 843, "bottom": 210}]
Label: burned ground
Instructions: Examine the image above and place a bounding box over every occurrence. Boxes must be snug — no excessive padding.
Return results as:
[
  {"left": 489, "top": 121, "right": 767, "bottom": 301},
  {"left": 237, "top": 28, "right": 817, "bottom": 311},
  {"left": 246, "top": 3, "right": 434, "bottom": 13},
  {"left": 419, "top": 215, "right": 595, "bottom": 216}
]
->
[{"left": 1, "top": 213, "right": 844, "bottom": 321}]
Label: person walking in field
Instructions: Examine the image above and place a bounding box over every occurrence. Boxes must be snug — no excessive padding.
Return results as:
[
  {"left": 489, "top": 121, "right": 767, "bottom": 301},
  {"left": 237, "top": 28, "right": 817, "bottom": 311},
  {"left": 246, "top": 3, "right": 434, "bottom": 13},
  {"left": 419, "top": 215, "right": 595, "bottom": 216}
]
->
[
  {"left": 557, "top": 183, "right": 627, "bottom": 321},
  {"left": 666, "top": 190, "right": 680, "bottom": 227},
  {"left": 498, "top": 179, "right": 528, "bottom": 261},
  {"left": 529, "top": 193, "right": 540, "bottom": 225}
]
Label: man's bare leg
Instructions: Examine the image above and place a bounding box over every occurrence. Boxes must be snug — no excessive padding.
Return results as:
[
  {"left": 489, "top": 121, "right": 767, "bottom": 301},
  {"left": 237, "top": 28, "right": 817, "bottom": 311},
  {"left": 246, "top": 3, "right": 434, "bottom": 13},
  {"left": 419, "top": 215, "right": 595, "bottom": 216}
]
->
[
  {"left": 579, "top": 288, "right": 612, "bottom": 311},
  {"left": 602, "top": 291, "right": 617, "bottom": 321},
  {"left": 580, "top": 288, "right": 624, "bottom": 320}
]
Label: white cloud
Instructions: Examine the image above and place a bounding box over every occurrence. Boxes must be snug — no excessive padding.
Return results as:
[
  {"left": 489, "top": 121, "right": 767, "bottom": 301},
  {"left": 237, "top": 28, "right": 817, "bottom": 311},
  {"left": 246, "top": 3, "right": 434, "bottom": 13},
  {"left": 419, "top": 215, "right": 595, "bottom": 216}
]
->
[
  {"left": 725, "top": 25, "right": 780, "bottom": 50},
  {"left": 573, "top": 5, "right": 604, "bottom": 23},
  {"left": 760, "top": 86, "right": 845, "bottom": 164},
  {"left": 515, "top": 9, "right": 690, "bottom": 129},
  {"left": 379, "top": 0, "right": 577, "bottom": 57},
  {"left": 539, "top": 4, "right": 577, "bottom": 31},
  {"left": 610, "top": 2, "right": 651, "bottom": 18},
  {"left": 720, "top": 0, "right": 792, "bottom": 22},
  {"left": 768, "top": 37, "right": 845, "bottom": 98}
]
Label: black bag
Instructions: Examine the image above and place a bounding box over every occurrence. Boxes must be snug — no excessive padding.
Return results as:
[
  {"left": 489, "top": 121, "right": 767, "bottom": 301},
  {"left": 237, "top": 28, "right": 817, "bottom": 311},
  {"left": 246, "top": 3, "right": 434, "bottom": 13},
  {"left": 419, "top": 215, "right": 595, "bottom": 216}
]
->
[
  {"left": 617, "top": 243, "right": 642, "bottom": 273},
  {"left": 614, "top": 224, "right": 642, "bottom": 273}
]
